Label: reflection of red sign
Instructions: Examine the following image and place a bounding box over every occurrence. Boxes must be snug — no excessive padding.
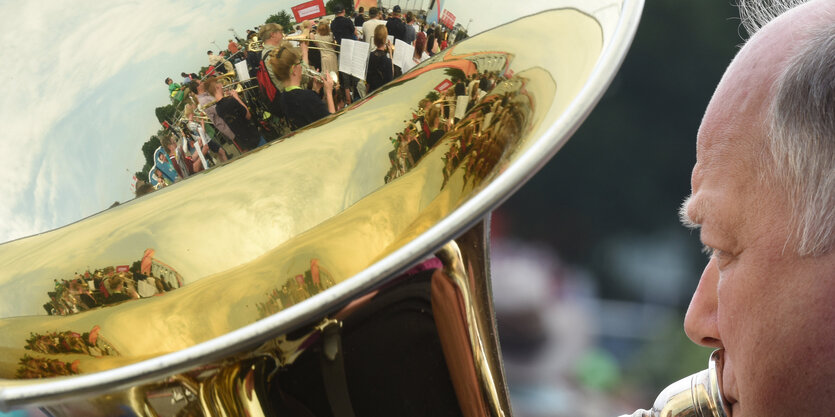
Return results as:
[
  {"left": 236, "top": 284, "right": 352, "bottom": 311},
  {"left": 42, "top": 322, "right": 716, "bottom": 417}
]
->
[
  {"left": 440, "top": 9, "right": 456, "bottom": 29},
  {"left": 116, "top": 265, "right": 129, "bottom": 273},
  {"left": 434, "top": 79, "right": 453, "bottom": 92},
  {"left": 291, "top": 0, "right": 326, "bottom": 22}
]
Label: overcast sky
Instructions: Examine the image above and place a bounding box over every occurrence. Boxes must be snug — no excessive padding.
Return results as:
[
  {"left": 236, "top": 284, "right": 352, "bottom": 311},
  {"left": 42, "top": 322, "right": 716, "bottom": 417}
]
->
[
  {"left": 0, "top": 0, "right": 614, "bottom": 245},
  {"left": 0, "top": 0, "right": 283, "bottom": 244}
]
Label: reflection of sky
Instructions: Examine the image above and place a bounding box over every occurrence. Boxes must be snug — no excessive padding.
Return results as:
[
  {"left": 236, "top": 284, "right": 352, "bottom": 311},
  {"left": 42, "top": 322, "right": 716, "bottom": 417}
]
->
[
  {"left": 0, "top": 0, "right": 280, "bottom": 244},
  {"left": 0, "top": 0, "right": 618, "bottom": 245}
]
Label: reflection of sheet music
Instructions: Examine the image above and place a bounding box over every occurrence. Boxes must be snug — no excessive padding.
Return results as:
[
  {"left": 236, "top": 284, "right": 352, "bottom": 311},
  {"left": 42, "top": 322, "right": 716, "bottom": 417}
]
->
[
  {"left": 455, "top": 96, "right": 469, "bottom": 120},
  {"left": 235, "top": 60, "right": 249, "bottom": 82},
  {"left": 339, "top": 39, "right": 354, "bottom": 74},
  {"left": 393, "top": 39, "right": 414, "bottom": 70},
  {"left": 338, "top": 39, "right": 371, "bottom": 80},
  {"left": 352, "top": 43, "right": 369, "bottom": 80}
]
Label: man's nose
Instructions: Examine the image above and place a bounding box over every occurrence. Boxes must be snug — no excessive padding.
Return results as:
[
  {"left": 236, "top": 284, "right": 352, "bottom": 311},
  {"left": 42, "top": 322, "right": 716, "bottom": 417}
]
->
[{"left": 684, "top": 257, "right": 723, "bottom": 348}]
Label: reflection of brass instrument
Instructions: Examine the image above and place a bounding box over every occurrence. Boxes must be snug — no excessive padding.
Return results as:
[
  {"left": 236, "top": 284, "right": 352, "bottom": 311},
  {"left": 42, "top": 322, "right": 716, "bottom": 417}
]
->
[
  {"left": 0, "top": 2, "right": 643, "bottom": 416},
  {"left": 247, "top": 37, "right": 262, "bottom": 51},
  {"left": 284, "top": 34, "right": 342, "bottom": 51},
  {"left": 303, "top": 65, "right": 340, "bottom": 88}
]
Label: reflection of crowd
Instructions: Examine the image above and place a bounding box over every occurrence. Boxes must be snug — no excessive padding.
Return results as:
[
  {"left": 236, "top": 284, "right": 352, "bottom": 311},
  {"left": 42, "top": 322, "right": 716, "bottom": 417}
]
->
[
  {"left": 24, "top": 326, "right": 118, "bottom": 357},
  {"left": 256, "top": 259, "right": 336, "bottom": 317},
  {"left": 141, "top": 6, "right": 466, "bottom": 196},
  {"left": 15, "top": 325, "right": 115, "bottom": 378},
  {"left": 384, "top": 69, "right": 516, "bottom": 185},
  {"left": 43, "top": 249, "right": 183, "bottom": 316},
  {"left": 443, "top": 82, "right": 529, "bottom": 189},
  {"left": 16, "top": 355, "right": 79, "bottom": 379}
]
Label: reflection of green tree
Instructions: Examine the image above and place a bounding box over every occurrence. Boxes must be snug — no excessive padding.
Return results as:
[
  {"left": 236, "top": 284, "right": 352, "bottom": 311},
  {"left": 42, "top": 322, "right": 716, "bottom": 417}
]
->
[
  {"left": 266, "top": 11, "right": 294, "bottom": 33},
  {"left": 444, "top": 68, "right": 466, "bottom": 82},
  {"left": 138, "top": 134, "right": 162, "bottom": 179},
  {"left": 154, "top": 104, "right": 176, "bottom": 125},
  {"left": 325, "top": 0, "right": 352, "bottom": 14}
]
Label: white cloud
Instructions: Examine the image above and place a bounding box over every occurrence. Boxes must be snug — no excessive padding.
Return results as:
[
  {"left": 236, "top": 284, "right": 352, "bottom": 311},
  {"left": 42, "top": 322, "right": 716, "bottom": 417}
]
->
[{"left": 0, "top": 0, "right": 279, "bottom": 243}]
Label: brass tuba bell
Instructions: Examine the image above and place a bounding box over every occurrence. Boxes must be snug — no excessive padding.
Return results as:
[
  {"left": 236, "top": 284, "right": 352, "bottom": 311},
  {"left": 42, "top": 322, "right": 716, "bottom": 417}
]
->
[{"left": 0, "top": 1, "right": 643, "bottom": 416}]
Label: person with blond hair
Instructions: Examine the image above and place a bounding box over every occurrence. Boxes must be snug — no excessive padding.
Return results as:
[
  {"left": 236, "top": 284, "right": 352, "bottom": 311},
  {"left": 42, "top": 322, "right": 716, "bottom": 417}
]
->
[
  {"left": 258, "top": 23, "right": 286, "bottom": 90},
  {"left": 311, "top": 19, "right": 338, "bottom": 79},
  {"left": 366, "top": 25, "right": 393, "bottom": 94},
  {"left": 205, "top": 76, "right": 261, "bottom": 150},
  {"left": 270, "top": 46, "right": 335, "bottom": 129}
]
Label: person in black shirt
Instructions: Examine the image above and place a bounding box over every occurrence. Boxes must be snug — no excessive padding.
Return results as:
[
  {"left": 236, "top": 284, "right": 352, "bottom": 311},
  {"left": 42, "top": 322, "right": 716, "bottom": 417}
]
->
[
  {"left": 330, "top": 4, "right": 356, "bottom": 46},
  {"left": 385, "top": 5, "right": 407, "bottom": 43},
  {"left": 366, "top": 25, "right": 394, "bottom": 94},
  {"left": 331, "top": 3, "right": 358, "bottom": 104},
  {"left": 354, "top": 6, "right": 366, "bottom": 27},
  {"left": 205, "top": 76, "right": 261, "bottom": 151},
  {"left": 271, "top": 46, "right": 335, "bottom": 130}
]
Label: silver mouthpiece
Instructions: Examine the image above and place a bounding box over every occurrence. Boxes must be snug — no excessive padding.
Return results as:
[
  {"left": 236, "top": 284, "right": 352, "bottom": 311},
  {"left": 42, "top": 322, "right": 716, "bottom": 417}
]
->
[{"left": 619, "top": 350, "right": 730, "bottom": 417}]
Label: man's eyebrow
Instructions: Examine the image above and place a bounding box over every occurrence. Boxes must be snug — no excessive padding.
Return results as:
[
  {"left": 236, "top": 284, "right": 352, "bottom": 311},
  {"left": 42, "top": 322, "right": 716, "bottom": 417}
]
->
[{"left": 679, "top": 195, "right": 703, "bottom": 230}]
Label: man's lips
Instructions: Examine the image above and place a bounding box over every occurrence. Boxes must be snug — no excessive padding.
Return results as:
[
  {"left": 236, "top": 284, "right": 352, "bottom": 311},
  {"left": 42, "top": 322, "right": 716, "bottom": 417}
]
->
[{"left": 722, "top": 357, "right": 739, "bottom": 411}]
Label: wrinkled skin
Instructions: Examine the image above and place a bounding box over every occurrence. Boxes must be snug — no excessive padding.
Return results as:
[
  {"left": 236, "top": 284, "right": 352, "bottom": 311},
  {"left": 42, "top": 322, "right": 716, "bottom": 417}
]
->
[{"left": 681, "top": 1, "right": 835, "bottom": 416}]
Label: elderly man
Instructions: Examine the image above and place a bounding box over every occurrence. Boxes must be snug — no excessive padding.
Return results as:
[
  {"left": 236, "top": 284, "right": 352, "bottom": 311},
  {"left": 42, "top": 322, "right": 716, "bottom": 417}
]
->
[{"left": 659, "top": 1, "right": 835, "bottom": 416}]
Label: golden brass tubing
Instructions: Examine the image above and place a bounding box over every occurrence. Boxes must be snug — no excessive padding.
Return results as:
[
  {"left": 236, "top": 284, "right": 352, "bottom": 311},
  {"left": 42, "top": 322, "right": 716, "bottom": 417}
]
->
[{"left": 435, "top": 221, "right": 508, "bottom": 417}]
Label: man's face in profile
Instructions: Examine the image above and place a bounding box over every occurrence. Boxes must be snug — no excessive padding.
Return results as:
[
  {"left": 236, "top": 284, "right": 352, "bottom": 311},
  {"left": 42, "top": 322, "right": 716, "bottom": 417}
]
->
[{"left": 680, "top": 2, "right": 835, "bottom": 416}]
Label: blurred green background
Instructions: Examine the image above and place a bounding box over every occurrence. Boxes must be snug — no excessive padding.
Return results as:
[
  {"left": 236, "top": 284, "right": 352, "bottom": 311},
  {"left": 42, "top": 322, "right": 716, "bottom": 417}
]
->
[{"left": 490, "top": 1, "right": 744, "bottom": 414}]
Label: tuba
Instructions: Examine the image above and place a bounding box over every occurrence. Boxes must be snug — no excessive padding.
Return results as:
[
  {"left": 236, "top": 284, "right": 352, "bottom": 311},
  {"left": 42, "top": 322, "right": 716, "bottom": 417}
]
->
[{"left": 0, "top": 1, "right": 667, "bottom": 416}]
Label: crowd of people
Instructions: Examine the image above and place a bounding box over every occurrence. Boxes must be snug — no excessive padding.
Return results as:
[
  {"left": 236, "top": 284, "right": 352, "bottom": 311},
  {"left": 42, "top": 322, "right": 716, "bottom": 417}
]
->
[
  {"left": 43, "top": 249, "right": 183, "bottom": 316},
  {"left": 255, "top": 259, "right": 336, "bottom": 318},
  {"left": 24, "top": 326, "right": 118, "bottom": 357},
  {"left": 142, "top": 5, "right": 462, "bottom": 196},
  {"left": 384, "top": 70, "right": 513, "bottom": 184}
]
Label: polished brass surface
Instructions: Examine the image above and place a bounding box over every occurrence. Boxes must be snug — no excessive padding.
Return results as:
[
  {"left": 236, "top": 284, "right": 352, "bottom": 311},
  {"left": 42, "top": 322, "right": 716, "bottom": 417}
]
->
[
  {"left": 0, "top": 1, "right": 641, "bottom": 414},
  {"left": 434, "top": 219, "right": 509, "bottom": 417},
  {"left": 619, "top": 350, "right": 730, "bottom": 417},
  {"left": 0, "top": 8, "right": 598, "bottom": 379}
]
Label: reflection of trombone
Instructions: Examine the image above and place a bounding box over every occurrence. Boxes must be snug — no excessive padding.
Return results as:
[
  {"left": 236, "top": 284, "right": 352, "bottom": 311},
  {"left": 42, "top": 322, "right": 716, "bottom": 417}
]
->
[{"left": 284, "top": 34, "right": 341, "bottom": 52}]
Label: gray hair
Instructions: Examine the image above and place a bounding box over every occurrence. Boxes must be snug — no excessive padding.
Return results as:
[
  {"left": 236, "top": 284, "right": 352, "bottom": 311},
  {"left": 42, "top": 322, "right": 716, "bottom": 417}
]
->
[
  {"left": 769, "top": 24, "right": 835, "bottom": 256},
  {"left": 737, "top": 0, "right": 808, "bottom": 37},
  {"left": 739, "top": 0, "right": 835, "bottom": 255}
]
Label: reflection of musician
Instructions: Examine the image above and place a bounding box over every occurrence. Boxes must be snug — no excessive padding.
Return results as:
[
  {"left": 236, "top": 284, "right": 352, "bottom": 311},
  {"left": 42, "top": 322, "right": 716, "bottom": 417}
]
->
[
  {"left": 311, "top": 21, "right": 338, "bottom": 78},
  {"left": 205, "top": 76, "right": 261, "bottom": 150},
  {"left": 424, "top": 105, "right": 446, "bottom": 149},
  {"left": 258, "top": 23, "right": 286, "bottom": 90},
  {"left": 367, "top": 25, "right": 394, "bottom": 94},
  {"left": 271, "top": 46, "right": 335, "bottom": 129}
]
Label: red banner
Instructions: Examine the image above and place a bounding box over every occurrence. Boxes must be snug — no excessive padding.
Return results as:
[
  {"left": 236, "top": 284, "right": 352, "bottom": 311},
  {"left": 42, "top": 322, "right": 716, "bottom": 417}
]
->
[
  {"left": 440, "top": 9, "right": 456, "bottom": 29},
  {"left": 291, "top": 0, "right": 326, "bottom": 22},
  {"left": 116, "top": 265, "right": 130, "bottom": 273},
  {"left": 434, "top": 79, "right": 453, "bottom": 92}
]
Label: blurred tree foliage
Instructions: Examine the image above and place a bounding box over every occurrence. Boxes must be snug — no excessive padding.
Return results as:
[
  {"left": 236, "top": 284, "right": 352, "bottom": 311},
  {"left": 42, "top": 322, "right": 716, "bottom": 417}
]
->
[
  {"left": 266, "top": 10, "right": 294, "bottom": 32},
  {"left": 154, "top": 104, "right": 176, "bottom": 125},
  {"left": 137, "top": 134, "right": 162, "bottom": 180},
  {"left": 499, "top": 1, "right": 742, "bottom": 300},
  {"left": 326, "top": 0, "right": 353, "bottom": 14}
]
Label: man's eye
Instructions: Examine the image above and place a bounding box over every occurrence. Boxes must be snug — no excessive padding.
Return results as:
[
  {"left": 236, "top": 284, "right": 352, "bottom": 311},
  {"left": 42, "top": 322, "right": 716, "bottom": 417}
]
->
[{"left": 702, "top": 244, "right": 733, "bottom": 266}]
